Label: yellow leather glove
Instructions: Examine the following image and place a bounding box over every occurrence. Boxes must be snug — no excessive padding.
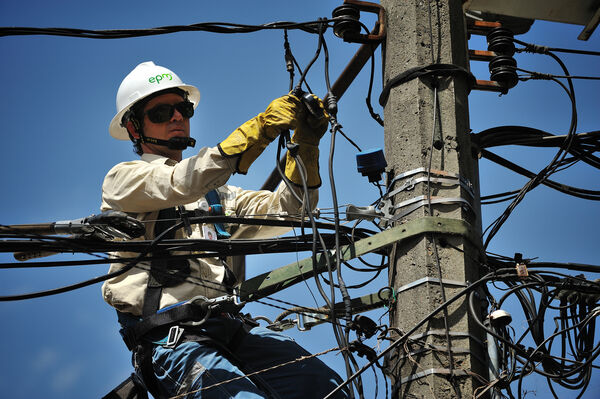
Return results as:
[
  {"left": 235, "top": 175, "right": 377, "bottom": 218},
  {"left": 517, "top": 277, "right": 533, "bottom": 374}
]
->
[
  {"left": 218, "top": 95, "right": 301, "bottom": 174},
  {"left": 285, "top": 95, "right": 329, "bottom": 188}
]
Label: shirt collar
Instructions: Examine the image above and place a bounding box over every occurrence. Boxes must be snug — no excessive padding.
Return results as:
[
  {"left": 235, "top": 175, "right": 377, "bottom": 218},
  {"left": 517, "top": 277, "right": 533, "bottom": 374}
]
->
[{"left": 141, "top": 153, "right": 178, "bottom": 166}]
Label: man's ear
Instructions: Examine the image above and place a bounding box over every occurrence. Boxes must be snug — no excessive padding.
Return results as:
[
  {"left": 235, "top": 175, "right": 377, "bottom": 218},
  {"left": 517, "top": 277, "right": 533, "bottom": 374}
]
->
[{"left": 126, "top": 120, "right": 140, "bottom": 139}]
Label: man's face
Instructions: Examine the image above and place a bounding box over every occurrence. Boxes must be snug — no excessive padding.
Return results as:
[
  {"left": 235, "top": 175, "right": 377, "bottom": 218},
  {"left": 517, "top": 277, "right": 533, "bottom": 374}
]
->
[{"left": 139, "top": 92, "right": 191, "bottom": 161}]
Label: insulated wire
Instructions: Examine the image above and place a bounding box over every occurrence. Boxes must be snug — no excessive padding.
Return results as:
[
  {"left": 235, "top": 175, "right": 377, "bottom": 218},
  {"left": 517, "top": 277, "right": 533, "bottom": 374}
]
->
[
  {"left": 324, "top": 271, "right": 504, "bottom": 399},
  {"left": 0, "top": 220, "right": 184, "bottom": 301},
  {"left": 366, "top": 43, "right": 384, "bottom": 126},
  {"left": 0, "top": 19, "right": 338, "bottom": 38},
  {"left": 483, "top": 51, "right": 578, "bottom": 249},
  {"left": 513, "top": 38, "right": 600, "bottom": 57},
  {"left": 480, "top": 149, "right": 600, "bottom": 201},
  {"left": 516, "top": 68, "right": 600, "bottom": 81},
  {"left": 320, "top": 23, "right": 362, "bottom": 398},
  {"left": 293, "top": 18, "right": 325, "bottom": 94}
]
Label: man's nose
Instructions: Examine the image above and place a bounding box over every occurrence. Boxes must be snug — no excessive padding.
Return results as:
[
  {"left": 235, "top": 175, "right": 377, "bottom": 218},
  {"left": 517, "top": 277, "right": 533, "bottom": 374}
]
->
[{"left": 171, "top": 108, "right": 184, "bottom": 121}]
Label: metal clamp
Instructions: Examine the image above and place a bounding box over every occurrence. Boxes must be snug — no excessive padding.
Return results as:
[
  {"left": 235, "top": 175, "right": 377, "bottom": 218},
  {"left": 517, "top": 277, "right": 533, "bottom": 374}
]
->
[
  {"left": 400, "top": 368, "right": 467, "bottom": 385},
  {"left": 206, "top": 294, "right": 245, "bottom": 315},
  {"left": 390, "top": 195, "right": 474, "bottom": 222},
  {"left": 297, "top": 312, "right": 329, "bottom": 331},
  {"left": 387, "top": 167, "right": 473, "bottom": 197},
  {"left": 409, "top": 329, "right": 485, "bottom": 350},
  {"left": 266, "top": 312, "right": 330, "bottom": 333},
  {"left": 267, "top": 318, "right": 298, "bottom": 332},
  {"left": 53, "top": 218, "right": 94, "bottom": 235},
  {"left": 387, "top": 175, "right": 474, "bottom": 199},
  {"left": 397, "top": 277, "right": 468, "bottom": 294}
]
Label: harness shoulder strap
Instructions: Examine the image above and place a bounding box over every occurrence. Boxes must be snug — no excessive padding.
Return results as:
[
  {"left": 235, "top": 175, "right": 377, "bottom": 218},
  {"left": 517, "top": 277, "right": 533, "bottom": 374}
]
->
[
  {"left": 143, "top": 207, "right": 190, "bottom": 317},
  {"left": 102, "top": 373, "right": 148, "bottom": 399}
]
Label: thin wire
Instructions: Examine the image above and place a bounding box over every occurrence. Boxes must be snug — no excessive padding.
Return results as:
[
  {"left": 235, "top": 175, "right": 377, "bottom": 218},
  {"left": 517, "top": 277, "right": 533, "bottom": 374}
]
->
[
  {"left": 169, "top": 345, "right": 345, "bottom": 399},
  {"left": 426, "top": 82, "right": 458, "bottom": 387}
]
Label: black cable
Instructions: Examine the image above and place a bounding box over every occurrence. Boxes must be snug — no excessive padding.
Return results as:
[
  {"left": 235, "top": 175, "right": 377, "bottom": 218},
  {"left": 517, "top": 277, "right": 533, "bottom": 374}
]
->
[
  {"left": 283, "top": 29, "right": 295, "bottom": 92},
  {"left": 472, "top": 127, "right": 600, "bottom": 170},
  {"left": 365, "top": 42, "right": 384, "bottom": 126},
  {"left": 513, "top": 39, "right": 600, "bottom": 57},
  {"left": 323, "top": 271, "right": 504, "bottom": 399},
  {"left": 517, "top": 68, "right": 600, "bottom": 81},
  {"left": 471, "top": 271, "right": 600, "bottom": 395},
  {"left": 321, "top": 22, "right": 362, "bottom": 398},
  {"left": 0, "top": 227, "right": 376, "bottom": 258},
  {"left": 292, "top": 19, "right": 325, "bottom": 95},
  {"left": 483, "top": 52, "right": 579, "bottom": 249},
  {"left": 480, "top": 149, "right": 600, "bottom": 201},
  {"left": 1, "top": 227, "right": 372, "bottom": 337},
  {"left": 0, "top": 19, "right": 337, "bottom": 39},
  {"left": 0, "top": 219, "right": 183, "bottom": 301}
]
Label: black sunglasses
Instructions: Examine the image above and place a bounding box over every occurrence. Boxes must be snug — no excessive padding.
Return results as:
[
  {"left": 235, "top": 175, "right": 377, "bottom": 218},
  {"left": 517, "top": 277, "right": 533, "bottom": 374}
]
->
[{"left": 144, "top": 101, "right": 194, "bottom": 123}]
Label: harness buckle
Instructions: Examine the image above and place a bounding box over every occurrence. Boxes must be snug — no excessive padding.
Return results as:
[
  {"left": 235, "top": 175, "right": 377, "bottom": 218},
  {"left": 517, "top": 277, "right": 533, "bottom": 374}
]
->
[{"left": 164, "top": 325, "right": 184, "bottom": 349}]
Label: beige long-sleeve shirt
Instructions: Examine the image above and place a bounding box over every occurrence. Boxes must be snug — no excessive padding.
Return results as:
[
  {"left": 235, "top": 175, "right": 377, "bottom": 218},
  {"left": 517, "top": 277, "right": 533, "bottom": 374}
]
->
[{"left": 101, "top": 147, "right": 315, "bottom": 316}]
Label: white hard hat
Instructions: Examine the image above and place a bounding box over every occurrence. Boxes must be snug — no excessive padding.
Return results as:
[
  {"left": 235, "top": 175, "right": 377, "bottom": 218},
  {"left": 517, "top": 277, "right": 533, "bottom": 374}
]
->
[{"left": 109, "top": 61, "right": 201, "bottom": 140}]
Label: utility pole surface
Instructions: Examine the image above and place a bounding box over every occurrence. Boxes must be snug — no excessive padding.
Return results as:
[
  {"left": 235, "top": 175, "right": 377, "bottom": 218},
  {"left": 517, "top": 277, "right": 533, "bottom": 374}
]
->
[{"left": 380, "top": 0, "right": 487, "bottom": 397}]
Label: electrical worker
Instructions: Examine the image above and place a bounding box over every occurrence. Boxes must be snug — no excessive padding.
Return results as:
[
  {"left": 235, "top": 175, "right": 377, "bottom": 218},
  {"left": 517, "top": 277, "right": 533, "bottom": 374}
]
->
[{"left": 101, "top": 61, "right": 348, "bottom": 399}]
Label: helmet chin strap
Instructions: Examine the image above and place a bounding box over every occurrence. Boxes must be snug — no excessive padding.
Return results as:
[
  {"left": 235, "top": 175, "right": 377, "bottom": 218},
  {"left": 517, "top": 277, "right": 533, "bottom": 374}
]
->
[{"left": 140, "top": 135, "right": 196, "bottom": 150}]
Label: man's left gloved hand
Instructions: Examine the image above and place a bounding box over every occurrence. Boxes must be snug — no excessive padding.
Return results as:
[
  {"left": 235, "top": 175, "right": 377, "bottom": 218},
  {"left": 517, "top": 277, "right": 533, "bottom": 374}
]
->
[{"left": 284, "top": 95, "right": 329, "bottom": 188}]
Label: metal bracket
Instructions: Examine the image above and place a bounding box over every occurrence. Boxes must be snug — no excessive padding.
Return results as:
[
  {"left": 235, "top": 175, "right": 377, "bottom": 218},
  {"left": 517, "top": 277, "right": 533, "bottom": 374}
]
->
[
  {"left": 266, "top": 318, "right": 297, "bottom": 332},
  {"left": 297, "top": 312, "right": 329, "bottom": 331},
  {"left": 266, "top": 291, "right": 392, "bottom": 332},
  {"left": 409, "top": 329, "right": 485, "bottom": 350},
  {"left": 397, "top": 277, "right": 468, "bottom": 294},
  {"left": 387, "top": 176, "right": 474, "bottom": 199},
  {"left": 400, "top": 368, "right": 468, "bottom": 385},
  {"left": 389, "top": 195, "right": 474, "bottom": 222},
  {"left": 387, "top": 167, "right": 474, "bottom": 198}
]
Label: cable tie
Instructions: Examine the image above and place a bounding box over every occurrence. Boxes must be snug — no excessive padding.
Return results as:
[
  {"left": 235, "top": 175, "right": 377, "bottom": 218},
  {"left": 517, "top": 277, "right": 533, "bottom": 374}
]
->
[
  {"left": 529, "top": 71, "right": 553, "bottom": 80},
  {"left": 519, "top": 43, "right": 549, "bottom": 54}
]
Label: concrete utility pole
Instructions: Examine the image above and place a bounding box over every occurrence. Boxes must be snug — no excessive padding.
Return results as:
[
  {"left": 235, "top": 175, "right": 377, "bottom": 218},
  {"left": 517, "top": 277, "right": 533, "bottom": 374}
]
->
[{"left": 380, "top": 0, "right": 487, "bottom": 398}]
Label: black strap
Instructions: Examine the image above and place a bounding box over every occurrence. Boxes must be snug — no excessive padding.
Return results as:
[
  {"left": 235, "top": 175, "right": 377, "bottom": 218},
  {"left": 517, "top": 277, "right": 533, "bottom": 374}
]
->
[
  {"left": 143, "top": 207, "right": 190, "bottom": 317},
  {"left": 378, "top": 63, "right": 476, "bottom": 107},
  {"left": 125, "top": 301, "right": 210, "bottom": 350},
  {"left": 136, "top": 343, "right": 164, "bottom": 399},
  {"left": 102, "top": 373, "right": 148, "bottom": 399}
]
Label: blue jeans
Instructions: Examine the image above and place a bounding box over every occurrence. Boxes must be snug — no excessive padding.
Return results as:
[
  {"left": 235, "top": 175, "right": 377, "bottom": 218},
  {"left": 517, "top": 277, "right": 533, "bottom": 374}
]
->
[{"left": 149, "top": 317, "right": 349, "bottom": 398}]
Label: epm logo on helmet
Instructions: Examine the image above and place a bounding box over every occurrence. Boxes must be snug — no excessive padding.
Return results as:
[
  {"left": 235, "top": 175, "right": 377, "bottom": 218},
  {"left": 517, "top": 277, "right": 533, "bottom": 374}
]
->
[{"left": 149, "top": 74, "right": 173, "bottom": 84}]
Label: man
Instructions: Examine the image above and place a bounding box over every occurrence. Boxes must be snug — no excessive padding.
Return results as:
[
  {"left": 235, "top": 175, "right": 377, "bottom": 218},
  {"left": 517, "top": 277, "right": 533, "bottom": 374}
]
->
[{"left": 101, "top": 61, "right": 347, "bottom": 399}]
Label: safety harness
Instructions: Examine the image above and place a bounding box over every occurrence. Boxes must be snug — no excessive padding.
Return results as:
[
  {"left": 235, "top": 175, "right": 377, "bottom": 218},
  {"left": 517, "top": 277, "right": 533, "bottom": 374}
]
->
[{"left": 103, "top": 190, "right": 277, "bottom": 399}]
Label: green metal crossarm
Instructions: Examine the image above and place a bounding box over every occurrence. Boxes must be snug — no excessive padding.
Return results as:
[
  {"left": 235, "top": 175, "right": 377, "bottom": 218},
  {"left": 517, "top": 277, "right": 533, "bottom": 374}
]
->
[
  {"left": 335, "top": 291, "right": 391, "bottom": 313},
  {"left": 238, "top": 217, "right": 481, "bottom": 302}
]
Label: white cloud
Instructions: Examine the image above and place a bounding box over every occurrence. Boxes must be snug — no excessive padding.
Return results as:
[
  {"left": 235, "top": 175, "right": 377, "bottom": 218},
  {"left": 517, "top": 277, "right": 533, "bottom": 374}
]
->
[
  {"left": 51, "top": 362, "right": 85, "bottom": 394},
  {"left": 32, "top": 347, "right": 60, "bottom": 372}
]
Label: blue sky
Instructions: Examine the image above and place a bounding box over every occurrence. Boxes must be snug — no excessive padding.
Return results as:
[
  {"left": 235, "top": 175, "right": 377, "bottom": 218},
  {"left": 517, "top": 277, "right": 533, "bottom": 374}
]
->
[{"left": 0, "top": 1, "right": 598, "bottom": 398}]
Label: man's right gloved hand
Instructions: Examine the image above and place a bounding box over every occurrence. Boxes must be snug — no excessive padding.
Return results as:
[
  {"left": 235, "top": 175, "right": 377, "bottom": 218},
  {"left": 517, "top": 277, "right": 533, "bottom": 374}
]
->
[
  {"left": 285, "top": 95, "right": 329, "bottom": 188},
  {"left": 218, "top": 95, "right": 301, "bottom": 174}
]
